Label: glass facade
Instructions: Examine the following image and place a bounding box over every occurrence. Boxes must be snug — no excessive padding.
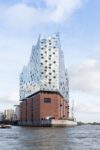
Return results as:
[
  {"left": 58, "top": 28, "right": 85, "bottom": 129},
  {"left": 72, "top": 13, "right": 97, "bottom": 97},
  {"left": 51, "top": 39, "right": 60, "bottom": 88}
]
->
[{"left": 20, "top": 33, "right": 69, "bottom": 101}]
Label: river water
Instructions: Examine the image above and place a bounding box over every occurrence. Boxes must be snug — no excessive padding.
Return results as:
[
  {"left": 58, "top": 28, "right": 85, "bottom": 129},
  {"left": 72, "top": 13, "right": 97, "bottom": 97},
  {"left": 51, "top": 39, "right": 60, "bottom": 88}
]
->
[{"left": 0, "top": 125, "right": 100, "bottom": 150}]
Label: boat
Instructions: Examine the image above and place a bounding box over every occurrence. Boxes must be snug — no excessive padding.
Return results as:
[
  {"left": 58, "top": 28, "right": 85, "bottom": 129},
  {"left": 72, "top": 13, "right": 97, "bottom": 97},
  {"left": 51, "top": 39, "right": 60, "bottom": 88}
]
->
[{"left": 0, "top": 124, "right": 11, "bottom": 128}]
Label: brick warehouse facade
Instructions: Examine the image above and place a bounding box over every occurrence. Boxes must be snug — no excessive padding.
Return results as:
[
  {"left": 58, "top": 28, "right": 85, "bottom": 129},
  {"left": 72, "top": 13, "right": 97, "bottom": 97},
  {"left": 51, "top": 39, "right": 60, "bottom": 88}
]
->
[{"left": 20, "top": 91, "right": 69, "bottom": 126}]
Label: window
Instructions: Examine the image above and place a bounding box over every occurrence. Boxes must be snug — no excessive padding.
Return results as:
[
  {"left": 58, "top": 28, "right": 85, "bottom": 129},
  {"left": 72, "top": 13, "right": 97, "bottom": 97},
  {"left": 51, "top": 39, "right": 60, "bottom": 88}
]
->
[{"left": 44, "top": 98, "right": 51, "bottom": 103}]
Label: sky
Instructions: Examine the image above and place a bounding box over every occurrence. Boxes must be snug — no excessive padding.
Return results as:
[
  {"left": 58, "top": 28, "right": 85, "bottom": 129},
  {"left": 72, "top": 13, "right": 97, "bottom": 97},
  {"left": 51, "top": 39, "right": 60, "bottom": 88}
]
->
[{"left": 0, "top": 0, "right": 100, "bottom": 122}]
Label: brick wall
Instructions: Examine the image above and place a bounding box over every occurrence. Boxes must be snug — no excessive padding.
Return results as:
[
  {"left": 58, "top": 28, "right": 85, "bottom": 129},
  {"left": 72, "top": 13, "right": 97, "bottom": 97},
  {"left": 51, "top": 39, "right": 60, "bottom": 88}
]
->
[{"left": 20, "top": 91, "right": 69, "bottom": 125}]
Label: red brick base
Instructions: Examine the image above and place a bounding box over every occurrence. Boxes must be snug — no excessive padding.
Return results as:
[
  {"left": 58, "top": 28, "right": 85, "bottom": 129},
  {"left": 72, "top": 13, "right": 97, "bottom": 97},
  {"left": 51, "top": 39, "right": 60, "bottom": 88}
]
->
[{"left": 20, "top": 91, "right": 69, "bottom": 125}]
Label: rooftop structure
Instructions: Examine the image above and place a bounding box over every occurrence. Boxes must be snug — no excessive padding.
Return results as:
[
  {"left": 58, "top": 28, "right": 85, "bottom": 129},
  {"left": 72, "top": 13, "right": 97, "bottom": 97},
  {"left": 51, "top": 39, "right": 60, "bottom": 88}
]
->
[{"left": 20, "top": 33, "right": 69, "bottom": 101}]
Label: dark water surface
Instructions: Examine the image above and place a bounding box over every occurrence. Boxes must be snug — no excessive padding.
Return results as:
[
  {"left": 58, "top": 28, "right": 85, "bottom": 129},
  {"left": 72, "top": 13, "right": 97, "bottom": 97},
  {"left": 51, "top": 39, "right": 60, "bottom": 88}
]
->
[{"left": 0, "top": 125, "right": 100, "bottom": 150}]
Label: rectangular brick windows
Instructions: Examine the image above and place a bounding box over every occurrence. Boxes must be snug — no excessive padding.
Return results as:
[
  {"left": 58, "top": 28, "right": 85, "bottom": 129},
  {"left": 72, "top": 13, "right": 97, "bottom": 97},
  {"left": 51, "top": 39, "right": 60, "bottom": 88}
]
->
[{"left": 44, "top": 98, "right": 51, "bottom": 103}]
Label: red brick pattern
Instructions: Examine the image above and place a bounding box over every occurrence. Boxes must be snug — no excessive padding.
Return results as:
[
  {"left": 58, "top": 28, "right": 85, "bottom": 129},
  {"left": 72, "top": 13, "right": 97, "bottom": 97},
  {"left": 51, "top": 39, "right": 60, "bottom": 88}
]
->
[
  {"left": 20, "top": 92, "right": 69, "bottom": 123},
  {"left": 20, "top": 100, "right": 27, "bottom": 122},
  {"left": 27, "top": 98, "right": 33, "bottom": 121},
  {"left": 32, "top": 94, "right": 40, "bottom": 120}
]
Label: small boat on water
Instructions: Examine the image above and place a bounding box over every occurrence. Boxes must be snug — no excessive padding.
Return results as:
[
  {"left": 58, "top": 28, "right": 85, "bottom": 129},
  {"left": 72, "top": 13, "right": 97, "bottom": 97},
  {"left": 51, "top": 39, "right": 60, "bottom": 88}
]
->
[{"left": 0, "top": 124, "right": 11, "bottom": 128}]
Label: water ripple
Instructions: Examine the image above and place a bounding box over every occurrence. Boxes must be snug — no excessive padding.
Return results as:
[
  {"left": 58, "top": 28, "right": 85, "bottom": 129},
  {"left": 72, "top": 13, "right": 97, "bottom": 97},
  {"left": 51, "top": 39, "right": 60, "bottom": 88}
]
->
[{"left": 0, "top": 125, "right": 100, "bottom": 150}]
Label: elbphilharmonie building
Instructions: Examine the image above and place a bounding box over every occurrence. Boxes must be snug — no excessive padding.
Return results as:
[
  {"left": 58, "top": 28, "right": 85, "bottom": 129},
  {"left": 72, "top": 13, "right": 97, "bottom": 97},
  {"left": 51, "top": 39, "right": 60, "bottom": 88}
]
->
[{"left": 20, "top": 33, "right": 69, "bottom": 126}]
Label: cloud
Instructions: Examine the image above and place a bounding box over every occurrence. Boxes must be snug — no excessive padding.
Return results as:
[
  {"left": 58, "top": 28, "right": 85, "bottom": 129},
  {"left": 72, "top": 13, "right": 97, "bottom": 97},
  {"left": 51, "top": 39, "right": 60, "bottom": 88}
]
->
[
  {"left": 75, "top": 101, "right": 100, "bottom": 114},
  {"left": 0, "top": 0, "right": 86, "bottom": 29},
  {"left": 70, "top": 94, "right": 100, "bottom": 114},
  {"left": 69, "top": 59, "right": 100, "bottom": 93},
  {"left": 0, "top": 92, "right": 19, "bottom": 104},
  {"left": 3, "top": 4, "right": 38, "bottom": 28},
  {"left": 44, "top": 0, "right": 84, "bottom": 22}
]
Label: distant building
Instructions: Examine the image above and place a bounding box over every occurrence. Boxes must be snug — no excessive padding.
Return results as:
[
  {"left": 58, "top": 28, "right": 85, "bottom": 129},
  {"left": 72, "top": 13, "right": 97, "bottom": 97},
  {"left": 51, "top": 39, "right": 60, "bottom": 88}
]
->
[
  {"left": 14, "top": 105, "right": 20, "bottom": 121},
  {"left": 4, "top": 109, "right": 14, "bottom": 121},
  {"left": 20, "top": 33, "right": 69, "bottom": 126},
  {"left": 0, "top": 112, "right": 4, "bottom": 121}
]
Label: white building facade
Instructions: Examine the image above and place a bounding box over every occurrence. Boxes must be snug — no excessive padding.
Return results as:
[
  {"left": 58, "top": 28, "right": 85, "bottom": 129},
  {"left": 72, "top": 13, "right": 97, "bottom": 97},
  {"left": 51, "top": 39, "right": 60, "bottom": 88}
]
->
[{"left": 20, "top": 33, "right": 69, "bottom": 101}]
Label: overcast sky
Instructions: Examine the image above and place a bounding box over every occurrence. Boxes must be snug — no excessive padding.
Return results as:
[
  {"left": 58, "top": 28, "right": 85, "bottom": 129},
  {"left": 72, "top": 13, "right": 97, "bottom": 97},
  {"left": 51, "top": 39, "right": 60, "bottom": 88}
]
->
[{"left": 0, "top": 0, "right": 100, "bottom": 122}]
